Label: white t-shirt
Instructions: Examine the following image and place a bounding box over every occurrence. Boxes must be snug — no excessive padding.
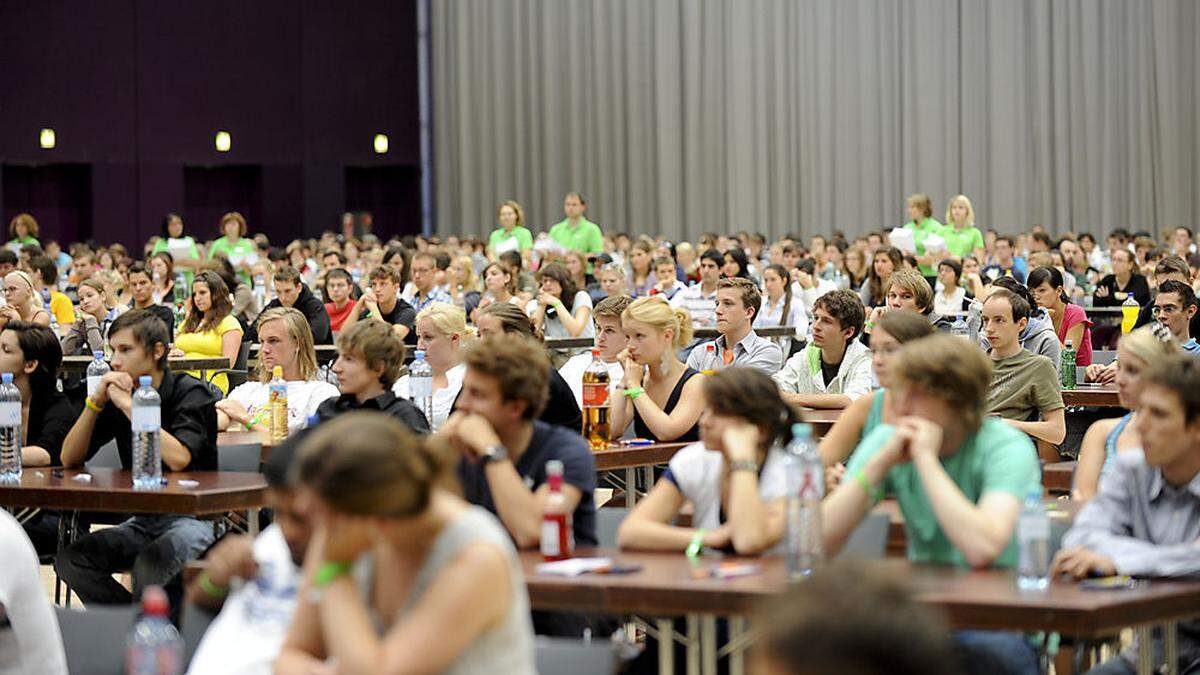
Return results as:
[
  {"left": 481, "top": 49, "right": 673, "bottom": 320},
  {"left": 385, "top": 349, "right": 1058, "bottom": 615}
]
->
[
  {"left": 933, "top": 286, "right": 966, "bottom": 316},
  {"left": 227, "top": 379, "right": 340, "bottom": 433},
  {"left": 558, "top": 352, "right": 624, "bottom": 410},
  {"left": 393, "top": 363, "right": 466, "bottom": 429},
  {"left": 0, "top": 511, "right": 68, "bottom": 675},
  {"left": 663, "top": 442, "right": 789, "bottom": 532},
  {"left": 526, "top": 291, "right": 595, "bottom": 341},
  {"left": 186, "top": 525, "right": 300, "bottom": 675}
]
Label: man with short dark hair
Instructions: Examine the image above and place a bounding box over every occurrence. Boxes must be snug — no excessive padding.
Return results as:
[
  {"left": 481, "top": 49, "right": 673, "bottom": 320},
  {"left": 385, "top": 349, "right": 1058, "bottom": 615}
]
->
[
  {"left": 126, "top": 262, "right": 175, "bottom": 342},
  {"left": 773, "top": 289, "right": 872, "bottom": 409},
  {"left": 0, "top": 249, "right": 16, "bottom": 276},
  {"left": 322, "top": 268, "right": 358, "bottom": 333},
  {"left": 981, "top": 236, "right": 1027, "bottom": 284},
  {"left": 339, "top": 265, "right": 416, "bottom": 341},
  {"left": 1153, "top": 279, "right": 1200, "bottom": 353},
  {"left": 404, "top": 252, "right": 452, "bottom": 311},
  {"left": 248, "top": 265, "right": 332, "bottom": 344},
  {"left": 686, "top": 277, "right": 783, "bottom": 373},
  {"left": 56, "top": 309, "right": 221, "bottom": 605},
  {"left": 558, "top": 294, "right": 630, "bottom": 409},
  {"left": 982, "top": 289, "right": 1066, "bottom": 446},
  {"left": 670, "top": 249, "right": 723, "bottom": 327}
]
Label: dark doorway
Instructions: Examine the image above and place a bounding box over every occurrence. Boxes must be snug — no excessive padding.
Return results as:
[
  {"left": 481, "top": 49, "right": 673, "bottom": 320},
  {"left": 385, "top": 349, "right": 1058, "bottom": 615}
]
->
[
  {"left": 1, "top": 163, "right": 93, "bottom": 245},
  {"left": 183, "top": 165, "right": 264, "bottom": 237},
  {"left": 345, "top": 165, "right": 421, "bottom": 238}
]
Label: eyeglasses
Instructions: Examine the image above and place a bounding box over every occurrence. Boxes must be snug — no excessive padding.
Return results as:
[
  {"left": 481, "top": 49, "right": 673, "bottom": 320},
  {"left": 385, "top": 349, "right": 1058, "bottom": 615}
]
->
[{"left": 1152, "top": 304, "right": 1180, "bottom": 315}]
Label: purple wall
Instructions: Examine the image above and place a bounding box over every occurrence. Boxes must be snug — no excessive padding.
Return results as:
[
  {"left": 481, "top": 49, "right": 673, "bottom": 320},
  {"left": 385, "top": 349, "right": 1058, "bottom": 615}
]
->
[{"left": 0, "top": 0, "right": 420, "bottom": 249}]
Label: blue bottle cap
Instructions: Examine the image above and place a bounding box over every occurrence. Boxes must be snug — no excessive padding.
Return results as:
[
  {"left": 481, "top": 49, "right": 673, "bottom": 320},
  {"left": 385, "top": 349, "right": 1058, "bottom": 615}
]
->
[
  {"left": 415, "top": 350, "right": 426, "bottom": 359},
  {"left": 93, "top": 351, "right": 105, "bottom": 360},
  {"left": 791, "top": 423, "right": 812, "bottom": 438},
  {"left": 139, "top": 375, "right": 152, "bottom": 387},
  {"left": 1, "top": 373, "right": 12, "bottom": 384}
]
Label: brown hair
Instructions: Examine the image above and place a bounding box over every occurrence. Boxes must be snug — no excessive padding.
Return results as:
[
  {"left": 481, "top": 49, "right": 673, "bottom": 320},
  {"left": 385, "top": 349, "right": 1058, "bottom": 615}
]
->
[
  {"left": 478, "top": 301, "right": 541, "bottom": 341},
  {"left": 868, "top": 247, "right": 903, "bottom": 305},
  {"left": 181, "top": 270, "right": 234, "bottom": 334},
  {"left": 874, "top": 309, "right": 935, "bottom": 344},
  {"left": 888, "top": 268, "right": 934, "bottom": 313},
  {"left": 462, "top": 334, "right": 550, "bottom": 420},
  {"left": 482, "top": 261, "right": 518, "bottom": 296},
  {"left": 336, "top": 319, "right": 406, "bottom": 387},
  {"left": 496, "top": 200, "right": 525, "bottom": 228},
  {"left": 593, "top": 294, "right": 633, "bottom": 320},
  {"left": 368, "top": 264, "right": 402, "bottom": 285},
  {"left": 219, "top": 211, "right": 247, "bottom": 237},
  {"left": 255, "top": 307, "right": 319, "bottom": 382},
  {"left": 716, "top": 277, "right": 762, "bottom": 319},
  {"left": 1144, "top": 354, "right": 1200, "bottom": 424},
  {"left": 535, "top": 262, "right": 579, "bottom": 309},
  {"left": 703, "top": 367, "right": 802, "bottom": 449},
  {"left": 813, "top": 289, "right": 866, "bottom": 339},
  {"left": 272, "top": 264, "right": 302, "bottom": 285},
  {"left": 906, "top": 194, "right": 933, "bottom": 220},
  {"left": 9, "top": 213, "right": 39, "bottom": 240},
  {"left": 891, "top": 334, "right": 992, "bottom": 433}
]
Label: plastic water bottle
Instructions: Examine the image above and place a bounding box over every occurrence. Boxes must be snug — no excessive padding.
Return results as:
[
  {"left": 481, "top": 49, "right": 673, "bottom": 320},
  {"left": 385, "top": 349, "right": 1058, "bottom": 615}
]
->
[
  {"left": 1017, "top": 489, "right": 1051, "bottom": 592},
  {"left": 965, "top": 299, "right": 983, "bottom": 343},
  {"left": 173, "top": 272, "right": 188, "bottom": 306},
  {"left": 131, "top": 375, "right": 163, "bottom": 490},
  {"left": 951, "top": 313, "right": 970, "bottom": 337},
  {"left": 0, "top": 373, "right": 22, "bottom": 483},
  {"left": 86, "top": 351, "right": 110, "bottom": 399},
  {"left": 125, "top": 585, "right": 182, "bottom": 675},
  {"left": 409, "top": 350, "right": 434, "bottom": 430},
  {"left": 269, "top": 365, "right": 288, "bottom": 443},
  {"left": 1060, "top": 339, "right": 1077, "bottom": 389},
  {"left": 253, "top": 274, "right": 267, "bottom": 309},
  {"left": 785, "top": 423, "right": 824, "bottom": 580},
  {"left": 41, "top": 289, "right": 59, "bottom": 333}
]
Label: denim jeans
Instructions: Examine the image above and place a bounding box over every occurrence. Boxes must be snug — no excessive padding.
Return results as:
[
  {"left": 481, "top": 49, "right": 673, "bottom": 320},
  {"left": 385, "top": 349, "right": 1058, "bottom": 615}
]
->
[
  {"left": 55, "top": 514, "right": 216, "bottom": 605},
  {"left": 953, "top": 630, "right": 1040, "bottom": 675}
]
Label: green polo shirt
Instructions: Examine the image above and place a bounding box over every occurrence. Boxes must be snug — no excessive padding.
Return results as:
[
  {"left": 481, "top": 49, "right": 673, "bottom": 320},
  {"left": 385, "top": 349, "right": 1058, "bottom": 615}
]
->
[
  {"left": 548, "top": 218, "right": 604, "bottom": 254},
  {"left": 488, "top": 226, "right": 533, "bottom": 252},
  {"left": 905, "top": 217, "right": 946, "bottom": 275},
  {"left": 207, "top": 235, "right": 258, "bottom": 284},
  {"left": 846, "top": 418, "right": 1039, "bottom": 568},
  {"left": 942, "top": 225, "right": 985, "bottom": 259}
]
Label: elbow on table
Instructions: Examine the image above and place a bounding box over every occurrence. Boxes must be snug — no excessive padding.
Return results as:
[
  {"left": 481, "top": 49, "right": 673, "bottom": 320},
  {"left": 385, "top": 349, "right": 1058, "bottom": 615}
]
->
[
  {"left": 730, "top": 531, "right": 773, "bottom": 556},
  {"left": 962, "top": 543, "right": 1006, "bottom": 570}
]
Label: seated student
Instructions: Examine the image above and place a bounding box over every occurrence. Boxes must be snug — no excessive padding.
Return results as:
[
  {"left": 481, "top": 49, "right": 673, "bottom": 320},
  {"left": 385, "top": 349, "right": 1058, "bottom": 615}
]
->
[
  {"left": 322, "top": 268, "right": 357, "bottom": 333},
  {"left": 651, "top": 255, "right": 686, "bottom": 300},
  {"left": 276, "top": 413, "right": 536, "bottom": 675},
  {"left": 975, "top": 277, "right": 1061, "bottom": 372},
  {"left": 773, "top": 289, "right": 873, "bottom": 409},
  {"left": 1092, "top": 248, "right": 1151, "bottom": 308},
  {"left": 1053, "top": 355, "right": 1200, "bottom": 675},
  {"left": 527, "top": 261, "right": 594, "bottom": 350},
  {"left": 981, "top": 235, "right": 1027, "bottom": 284},
  {"left": 1028, "top": 265, "right": 1092, "bottom": 367},
  {"left": 611, "top": 296, "right": 704, "bottom": 442},
  {"left": 171, "top": 270, "right": 244, "bottom": 395},
  {"left": 474, "top": 302, "right": 582, "bottom": 431},
  {"left": 669, "top": 248, "right": 722, "bottom": 328},
  {"left": 0, "top": 510, "right": 69, "bottom": 675},
  {"left": 185, "top": 437, "right": 311, "bottom": 675},
  {"left": 59, "top": 279, "right": 112, "bottom": 356},
  {"left": 392, "top": 302, "right": 469, "bottom": 431},
  {"left": 818, "top": 310, "right": 934, "bottom": 483},
  {"left": 248, "top": 265, "right": 332, "bottom": 345},
  {"left": 685, "top": 277, "right": 783, "bottom": 374},
  {"left": 755, "top": 263, "right": 808, "bottom": 355},
  {"left": 1150, "top": 279, "right": 1200, "bottom": 353},
  {"left": 558, "top": 294, "right": 630, "bottom": 409},
  {"left": 28, "top": 254, "right": 76, "bottom": 329},
  {"left": 934, "top": 258, "right": 968, "bottom": 315},
  {"left": 866, "top": 268, "right": 953, "bottom": 333},
  {"left": 822, "top": 334, "right": 1041, "bottom": 673},
  {"left": 315, "top": 320, "right": 429, "bottom": 433},
  {"left": 617, "top": 367, "right": 792, "bottom": 554},
  {"left": 981, "top": 289, "right": 1066, "bottom": 446},
  {"left": 0, "top": 322, "right": 76, "bottom": 467},
  {"left": 125, "top": 262, "right": 175, "bottom": 342},
  {"left": 56, "top": 309, "right": 221, "bottom": 605},
  {"left": 1074, "top": 326, "right": 1179, "bottom": 503},
  {"left": 402, "top": 251, "right": 454, "bottom": 312},
  {"left": 339, "top": 264, "right": 417, "bottom": 342},
  {"left": 216, "top": 308, "right": 338, "bottom": 436},
  {"left": 0, "top": 270, "right": 52, "bottom": 329}
]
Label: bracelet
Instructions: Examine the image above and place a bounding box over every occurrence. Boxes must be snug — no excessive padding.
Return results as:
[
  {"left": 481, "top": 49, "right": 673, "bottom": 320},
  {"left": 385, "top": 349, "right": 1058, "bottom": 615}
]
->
[
  {"left": 84, "top": 396, "right": 103, "bottom": 413},
  {"left": 863, "top": 321, "right": 875, "bottom": 332},
  {"left": 313, "top": 561, "right": 353, "bottom": 588},
  {"left": 851, "top": 468, "right": 884, "bottom": 504},
  {"left": 686, "top": 529, "right": 707, "bottom": 558},
  {"left": 244, "top": 410, "right": 269, "bottom": 432},
  {"left": 728, "top": 459, "right": 758, "bottom": 474},
  {"left": 623, "top": 386, "right": 644, "bottom": 400},
  {"left": 198, "top": 572, "right": 228, "bottom": 598}
]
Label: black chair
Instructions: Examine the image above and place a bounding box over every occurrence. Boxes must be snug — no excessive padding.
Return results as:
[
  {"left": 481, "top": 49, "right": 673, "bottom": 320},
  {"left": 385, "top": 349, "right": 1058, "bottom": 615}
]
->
[
  {"left": 205, "top": 341, "right": 252, "bottom": 391},
  {"left": 55, "top": 604, "right": 138, "bottom": 675}
]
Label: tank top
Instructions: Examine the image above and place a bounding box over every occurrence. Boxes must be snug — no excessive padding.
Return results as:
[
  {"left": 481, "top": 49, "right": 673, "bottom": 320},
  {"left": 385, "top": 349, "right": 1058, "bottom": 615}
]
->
[
  {"left": 634, "top": 367, "right": 702, "bottom": 443},
  {"left": 352, "top": 506, "right": 536, "bottom": 674},
  {"left": 1102, "top": 413, "right": 1134, "bottom": 474},
  {"left": 865, "top": 389, "right": 887, "bottom": 437}
]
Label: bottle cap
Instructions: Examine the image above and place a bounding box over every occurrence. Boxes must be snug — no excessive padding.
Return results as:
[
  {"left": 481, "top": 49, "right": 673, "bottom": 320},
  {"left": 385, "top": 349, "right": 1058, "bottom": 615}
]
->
[
  {"left": 93, "top": 351, "right": 105, "bottom": 360},
  {"left": 546, "top": 459, "right": 564, "bottom": 476},
  {"left": 1064, "top": 339, "right": 1073, "bottom": 348},
  {"left": 0, "top": 372, "right": 11, "bottom": 384},
  {"left": 139, "top": 375, "right": 152, "bottom": 387},
  {"left": 591, "top": 347, "right": 600, "bottom": 356},
  {"left": 706, "top": 343, "right": 715, "bottom": 352},
  {"left": 140, "top": 585, "right": 170, "bottom": 617},
  {"left": 415, "top": 350, "right": 426, "bottom": 360},
  {"left": 273, "top": 365, "right": 283, "bottom": 377},
  {"left": 791, "top": 422, "right": 812, "bottom": 438}
]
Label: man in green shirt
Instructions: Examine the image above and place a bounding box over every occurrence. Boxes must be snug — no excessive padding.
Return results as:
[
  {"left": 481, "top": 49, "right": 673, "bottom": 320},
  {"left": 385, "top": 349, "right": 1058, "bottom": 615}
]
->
[
  {"left": 547, "top": 192, "right": 603, "bottom": 254},
  {"left": 902, "top": 193, "right": 946, "bottom": 278}
]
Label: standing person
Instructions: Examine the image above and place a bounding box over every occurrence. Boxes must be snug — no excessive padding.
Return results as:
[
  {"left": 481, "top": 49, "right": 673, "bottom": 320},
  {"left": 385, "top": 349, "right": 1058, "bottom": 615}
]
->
[
  {"left": 322, "top": 268, "right": 358, "bottom": 333},
  {"left": 7, "top": 213, "right": 40, "bottom": 250},
  {"left": 0, "top": 271, "right": 52, "bottom": 330},
  {"left": 487, "top": 199, "right": 534, "bottom": 257},
  {"left": 942, "top": 194, "right": 985, "bottom": 259},
  {"left": 547, "top": 192, "right": 604, "bottom": 255},
  {"left": 528, "top": 262, "right": 594, "bottom": 341},
  {"left": 774, "top": 289, "right": 872, "bottom": 409},
  {"left": 215, "top": 308, "right": 338, "bottom": 435},
  {"left": 669, "top": 249, "right": 723, "bottom": 328},
  {"left": 558, "top": 294, "right": 629, "bottom": 410},
  {"left": 28, "top": 255, "right": 76, "bottom": 328},
  {"left": 150, "top": 213, "right": 202, "bottom": 286},
  {"left": 902, "top": 193, "right": 946, "bottom": 283},
  {"left": 1, "top": 321, "right": 76, "bottom": 467},
  {"left": 56, "top": 310, "right": 221, "bottom": 605},
  {"left": 861, "top": 246, "right": 902, "bottom": 308},
  {"left": 611, "top": 296, "right": 704, "bottom": 443},
  {"left": 339, "top": 265, "right": 417, "bottom": 342},
  {"left": 1028, "top": 266, "right": 1093, "bottom": 367},
  {"left": 686, "top": 277, "right": 783, "bottom": 374},
  {"left": 126, "top": 262, "right": 175, "bottom": 342},
  {"left": 755, "top": 263, "right": 807, "bottom": 355},
  {"left": 207, "top": 212, "right": 258, "bottom": 284},
  {"left": 276, "top": 414, "right": 536, "bottom": 675},
  {"left": 248, "top": 265, "right": 332, "bottom": 345},
  {"left": 1093, "top": 249, "right": 1151, "bottom": 308},
  {"left": 392, "top": 303, "right": 469, "bottom": 430},
  {"left": 171, "top": 270, "right": 244, "bottom": 394}
]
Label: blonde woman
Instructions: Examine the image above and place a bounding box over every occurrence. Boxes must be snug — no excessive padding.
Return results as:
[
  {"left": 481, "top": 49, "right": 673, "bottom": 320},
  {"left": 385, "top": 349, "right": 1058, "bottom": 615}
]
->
[
  {"left": 393, "top": 302, "right": 469, "bottom": 430},
  {"left": 446, "top": 255, "right": 482, "bottom": 318},
  {"left": 60, "top": 279, "right": 112, "bottom": 356},
  {"left": 215, "top": 307, "right": 338, "bottom": 435},
  {"left": 0, "top": 271, "right": 52, "bottom": 330},
  {"left": 487, "top": 199, "right": 533, "bottom": 256},
  {"left": 611, "top": 296, "right": 704, "bottom": 443},
  {"left": 943, "top": 195, "right": 985, "bottom": 260}
]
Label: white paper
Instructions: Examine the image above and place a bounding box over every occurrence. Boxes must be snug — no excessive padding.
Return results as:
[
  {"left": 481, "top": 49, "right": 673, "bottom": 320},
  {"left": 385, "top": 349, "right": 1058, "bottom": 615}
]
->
[{"left": 535, "top": 557, "right": 613, "bottom": 577}]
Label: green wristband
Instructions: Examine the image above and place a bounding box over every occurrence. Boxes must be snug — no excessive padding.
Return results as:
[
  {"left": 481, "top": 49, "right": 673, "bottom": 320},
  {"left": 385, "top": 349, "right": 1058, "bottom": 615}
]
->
[
  {"left": 313, "top": 561, "right": 353, "bottom": 588},
  {"left": 623, "top": 386, "right": 644, "bottom": 400},
  {"left": 198, "top": 572, "right": 228, "bottom": 598},
  {"left": 686, "top": 529, "right": 707, "bottom": 558},
  {"left": 852, "top": 469, "right": 884, "bottom": 504}
]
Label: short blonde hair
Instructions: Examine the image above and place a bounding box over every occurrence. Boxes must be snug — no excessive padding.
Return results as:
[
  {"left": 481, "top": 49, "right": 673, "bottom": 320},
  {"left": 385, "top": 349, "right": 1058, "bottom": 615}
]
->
[
  {"left": 891, "top": 334, "right": 992, "bottom": 433},
  {"left": 415, "top": 302, "right": 471, "bottom": 341},
  {"left": 256, "top": 307, "right": 319, "bottom": 382},
  {"left": 496, "top": 200, "right": 525, "bottom": 228},
  {"left": 945, "top": 194, "right": 975, "bottom": 227},
  {"left": 621, "top": 296, "right": 693, "bottom": 350},
  {"left": 1119, "top": 325, "right": 1179, "bottom": 366},
  {"left": 336, "top": 320, "right": 405, "bottom": 387},
  {"left": 888, "top": 268, "right": 933, "bottom": 312}
]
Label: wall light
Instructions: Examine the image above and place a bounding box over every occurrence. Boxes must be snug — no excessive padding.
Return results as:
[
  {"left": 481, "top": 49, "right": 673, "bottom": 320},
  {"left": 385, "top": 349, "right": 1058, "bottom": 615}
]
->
[
  {"left": 215, "top": 130, "right": 232, "bottom": 152},
  {"left": 39, "top": 128, "right": 56, "bottom": 149},
  {"left": 373, "top": 133, "right": 389, "bottom": 154}
]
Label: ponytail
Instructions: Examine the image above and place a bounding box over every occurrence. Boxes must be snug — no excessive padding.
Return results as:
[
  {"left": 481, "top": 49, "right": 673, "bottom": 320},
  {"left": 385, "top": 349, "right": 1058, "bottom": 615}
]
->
[{"left": 672, "top": 306, "right": 694, "bottom": 349}]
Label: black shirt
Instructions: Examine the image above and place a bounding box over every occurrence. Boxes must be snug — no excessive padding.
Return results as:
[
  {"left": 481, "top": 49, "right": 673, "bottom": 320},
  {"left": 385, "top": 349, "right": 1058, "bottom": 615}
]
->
[
  {"left": 358, "top": 298, "right": 417, "bottom": 345},
  {"left": 1093, "top": 273, "right": 1152, "bottom": 308},
  {"left": 249, "top": 284, "right": 333, "bottom": 345},
  {"left": 137, "top": 304, "right": 176, "bottom": 343},
  {"left": 457, "top": 420, "right": 597, "bottom": 547},
  {"left": 26, "top": 389, "right": 80, "bottom": 466},
  {"left": 83, "top": 372, "right": 220, "bottom": 471},
  {"left": 315, "top": 391, "right": 430, "bottom": 434},
  {"left": 543, "top": 369, "right": 583, "bottom": 432}
]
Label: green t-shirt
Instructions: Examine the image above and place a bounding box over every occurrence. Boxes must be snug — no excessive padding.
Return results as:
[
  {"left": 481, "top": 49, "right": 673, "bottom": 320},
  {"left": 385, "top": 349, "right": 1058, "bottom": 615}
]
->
[
  {"left": 488, "top": 226, "right": 533, "bottom": 253},
  {"left": 548, "top": 218, "right": 604, "bottom": 254},
  {"left": 7, "top": 235, "right": 39, "bottom": 250},
  {"left": 207, "top": 235, "right": 257, "bottom": 284},
  {"left": 941, "top": 225, "right": 984, "bottom": 259},
  {"left": 151, "top": 236, "right": 202, "bottom": 286},
  {"left": 905, "top": 217, "right": 946, "bottom": 275},
  {"left": 987, "top": 349, "right": 1064, "bottom": 422},
  {"left": 846, "top": 418, "right": 1040, "bottom": 568}
]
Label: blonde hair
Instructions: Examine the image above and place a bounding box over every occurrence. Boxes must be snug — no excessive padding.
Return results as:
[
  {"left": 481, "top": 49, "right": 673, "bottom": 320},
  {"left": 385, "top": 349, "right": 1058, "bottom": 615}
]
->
[
  {"left": 888, "top": 268, "right": 933, "bottom": 312},
  {"left": 621, "top": 296, "right": 693, "bottom": 350},
  {"left": 255, "top": 307, "right": 319, "bottom": 382},
  {"left": 415, "top": 302, "right": 472, "bottom": 342},
  {"left": 945, "top": 194, "right": 975, "bottom": 228},
  {"left": 891, "top": 334, "right": 992, "bottom": 434},
  {"left": 453, "top": 255, "right": 480, "bottom": 293},
  {"left": 1119, "top": 325, "right": 1179, "bottom": 366},
  {"left": 496, "top": 200, "right": 525, "bottom": 228},
  {"left": 5, "top": 271, "right": 39, "bottom": 312},
  {"left": 907, "top": 193, "right": 933, "bottom": 220}
]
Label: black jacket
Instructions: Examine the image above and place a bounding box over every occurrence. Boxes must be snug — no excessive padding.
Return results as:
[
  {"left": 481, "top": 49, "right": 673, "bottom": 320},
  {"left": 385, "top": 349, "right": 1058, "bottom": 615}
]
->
[
  {"left": 315, "top": 391, "right": 430, "bottom": 434},
  {"left": 248, "top": 284, "right": 333, "bottom": 344}
]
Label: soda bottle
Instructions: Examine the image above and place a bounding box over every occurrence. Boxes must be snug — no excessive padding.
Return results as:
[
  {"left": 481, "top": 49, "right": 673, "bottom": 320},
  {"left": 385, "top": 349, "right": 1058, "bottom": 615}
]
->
[
  {"left": 131, "top": 376, "right": 163, "bottom": 491},
  {"left": 785, "top": 423, "right": 824, "bottom": 580},
  {"left": 540, "top": 460, "right": 573, "bottom": 561},
  {"left": 0, "top": 373, "right": 22, "bottom": 483},
  {"left": 581, "top": 348, "right": 611, "bottom": 452},
  {"left": 1060, "top": 339, "right": 1077, "bottom": 389},
  {"left": 126, "top": 585, "right": 183, "bottom": 675},
  {"left": 269, "top": 365, "right": 288, "bottom": 443},
  {"left": 409, "top": 350, "right": 434, "bottom": 430},
  {"left": 87, "top": 351, "right": 110, "bottom": 399},
  {"left": 1121, "top": 295, "right": 1139, "bottom": 334},
  {"left": 1016, "top": 489, "right": 1050, "bottom": 592},
  {"left": 700, "top": 343, "right": 718, "bottom": 376}
]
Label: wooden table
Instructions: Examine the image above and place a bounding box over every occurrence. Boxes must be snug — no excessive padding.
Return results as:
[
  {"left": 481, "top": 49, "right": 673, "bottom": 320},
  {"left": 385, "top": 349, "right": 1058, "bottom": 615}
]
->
[
  {"left": 218, "top": 430, "right": 276, "bottom": 465},
  {"left": 800, "top": 408, "right": 842, "bottom": 436},
  {"left": 59, "top": 355, "right": 232, "bottom": 375},
  {"left": 1063, "top": 385, "right": 1122, "bottom": 408},
  {"left": 1044, "top": 461, "right": 1076, "bottom": 494},
  {"left": 593, "top": 442, "right": 687, "bottom": 508},
  {"left": 521, "top": 549, "right": 1200, "bottom": 675}
]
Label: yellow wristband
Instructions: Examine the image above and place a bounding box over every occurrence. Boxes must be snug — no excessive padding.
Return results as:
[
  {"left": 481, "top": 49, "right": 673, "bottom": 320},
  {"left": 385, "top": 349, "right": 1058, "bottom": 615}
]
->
[{"left": 84, "top": 396, "right": 103, "bottom": 413}]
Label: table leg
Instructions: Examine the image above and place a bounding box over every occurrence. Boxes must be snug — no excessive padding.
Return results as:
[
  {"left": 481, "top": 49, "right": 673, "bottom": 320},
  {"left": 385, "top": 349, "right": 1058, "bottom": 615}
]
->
[
  {"left": 1164, "top": 621, "right": 1178, "bottom": 675},
  {"left": 247, "top": 507, "right": 260, "bottom": 537},
  {"left": 657, "top": 618, "right": 675, "bottom": 675},
  {"left": 642, "top": 465, "right": 655, "bottom": 495},
  {"left": 1136, "top": 625, "right": 1154, "bottom": 675},
  {"left": 686, "top": 614, "right": 700, "bottom": 675},
  {"left": 701, "top": 614, "right": 717, "bottom": 675},
  {"left": 728, "top": 616, "right": 746, "bottom": 675},
  {"left": 625, "top": 468, "right": 636, "bottom": 508}
]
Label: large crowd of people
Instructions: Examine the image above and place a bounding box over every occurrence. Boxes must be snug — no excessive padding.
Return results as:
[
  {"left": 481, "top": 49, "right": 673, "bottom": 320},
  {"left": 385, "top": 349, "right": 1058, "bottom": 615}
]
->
[{"left": 4, "top": 192, "right": 1200, "bottom": 674}]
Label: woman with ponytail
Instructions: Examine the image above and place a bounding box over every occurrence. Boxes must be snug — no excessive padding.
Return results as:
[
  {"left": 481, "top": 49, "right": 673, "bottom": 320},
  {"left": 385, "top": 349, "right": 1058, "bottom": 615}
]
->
[
  {"left": 1028, "top": 265, "right": 1093, "bottom": 366},
  {"left": 611, "top": 296, "right": 704, "bottom": 443},
  {"left": 755, "top": 264, "right": 807, "bottom": 354},
  {"left": 617, "top": 367, "right": 793, "bottom": 554}
]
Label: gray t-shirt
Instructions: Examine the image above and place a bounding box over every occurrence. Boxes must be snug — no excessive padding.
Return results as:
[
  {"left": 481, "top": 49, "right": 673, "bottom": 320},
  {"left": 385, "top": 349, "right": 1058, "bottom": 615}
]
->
[{"left": 987, "top": 349, "right": 1064, "bottom": 422}]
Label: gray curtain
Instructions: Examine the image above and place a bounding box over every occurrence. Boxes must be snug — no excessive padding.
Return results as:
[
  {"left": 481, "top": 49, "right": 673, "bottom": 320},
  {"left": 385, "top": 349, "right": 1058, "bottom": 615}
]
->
[{"left": 433, "top": 0, "right": 1199, "bottom": 241}]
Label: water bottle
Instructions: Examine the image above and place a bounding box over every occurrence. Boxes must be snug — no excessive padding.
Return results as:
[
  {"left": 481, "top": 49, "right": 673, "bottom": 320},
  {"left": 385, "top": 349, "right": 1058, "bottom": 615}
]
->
[
  {"left": 253, "top": 274, "right": 267, "bottom": 310},
  {"left": 965, "top": 299, "right": 983, "bottom": 343},
  {"left": 1060, "top": 339, "right": 1077, "bottom": 389},
  {"left": 269, "top": 365, "right": 288, "bottom": 443},
  {"left": 41, "top": 288, "right": 59, "bottom": 333},
  {"left": 126, "top": 585, "right": 183, "bottom": 675},
  {"left": 86, "top": 351, "right": 110, "bottom": 399},
  {"left": 131, "top": 376, "right": 163, "bottom": 490},
  {"left": 785, "top": 423, "right": 824, "bottom": 580},
  {"left": 951, "top": 313, "right": 970, "bottom": 338},
  {"left": 409, "top": 350, "right": 434, "bottom": 430},
  {"left": 173, "top": 272, "right": 188, "bottom": 306},
  {"left": 1016, "top": 489, "right": 1051, "bottom": 592},
  {"left": 0, "top": 373, "right": 22, "bottom": 483}
]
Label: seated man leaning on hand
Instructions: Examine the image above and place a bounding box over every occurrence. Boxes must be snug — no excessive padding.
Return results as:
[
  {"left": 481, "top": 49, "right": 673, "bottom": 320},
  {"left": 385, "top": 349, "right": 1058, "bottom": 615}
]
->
[{"left": 772, "top": 289, "right": 872, "bottom": 409}]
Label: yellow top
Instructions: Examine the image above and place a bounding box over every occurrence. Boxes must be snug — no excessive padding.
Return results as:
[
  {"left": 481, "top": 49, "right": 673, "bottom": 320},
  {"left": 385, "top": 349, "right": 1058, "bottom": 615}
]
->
[
  {"left": 50, "top": 291, "right": 76, "bottom": 326},
  {"left": 174, "top": 314, "right": 243, "bottom": 394}
]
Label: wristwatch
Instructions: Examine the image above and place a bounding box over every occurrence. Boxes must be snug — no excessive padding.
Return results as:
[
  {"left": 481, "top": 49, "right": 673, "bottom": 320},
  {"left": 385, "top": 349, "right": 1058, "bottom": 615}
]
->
[
  {"left": 728, "top": 459, "right": 758, "bottom": 473},
  {"left": 480, "top": 444, "right": 509, "bottom": 463}
]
